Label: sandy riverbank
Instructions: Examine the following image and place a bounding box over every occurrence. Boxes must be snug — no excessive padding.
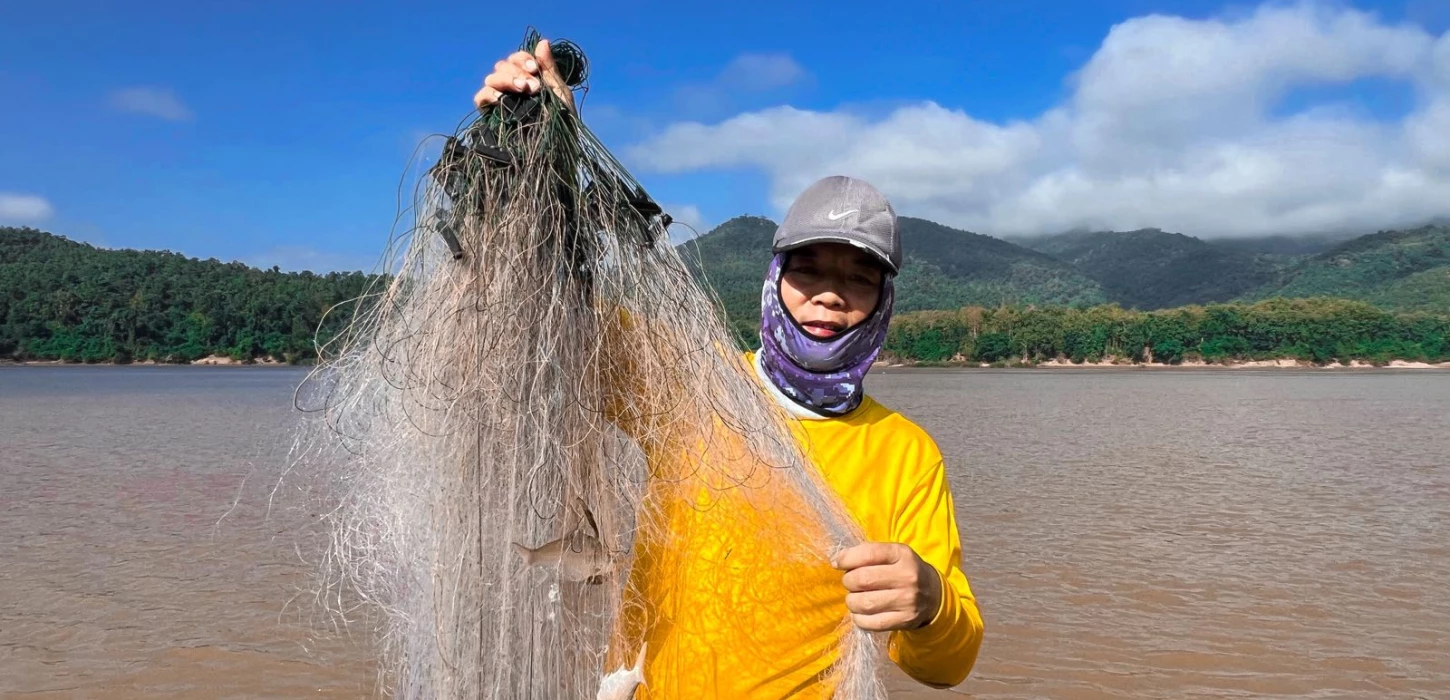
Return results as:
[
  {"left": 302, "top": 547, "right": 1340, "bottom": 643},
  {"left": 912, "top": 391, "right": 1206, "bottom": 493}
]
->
[
  {"left": 189, "top": 354, "right": 285, "bottom": 366},
  {"left": 9, "top": 356, "right": 1449, "bottom": 370},
  {"left": 2, "top": 355, "right": 294, "bottom": 367},
  {"left": 1035, "top": 357, "right": 1450, "bottom": 369},
  {"left": 874, "top": 356, "right": 1450, "bottom": 369}
]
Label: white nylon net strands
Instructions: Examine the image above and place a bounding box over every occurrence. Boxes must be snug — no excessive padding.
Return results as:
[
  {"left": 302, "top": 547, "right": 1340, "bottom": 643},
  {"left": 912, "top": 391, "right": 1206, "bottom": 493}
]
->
[{"left": 289, "top": 29, "right": 889, "bottom": 700}]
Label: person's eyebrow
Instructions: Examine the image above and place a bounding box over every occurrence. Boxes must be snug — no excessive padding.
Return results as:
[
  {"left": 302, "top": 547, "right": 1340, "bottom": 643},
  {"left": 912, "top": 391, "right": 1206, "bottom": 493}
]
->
[{"left": 850, "top": 252, "right": 880, "bottom": 273}]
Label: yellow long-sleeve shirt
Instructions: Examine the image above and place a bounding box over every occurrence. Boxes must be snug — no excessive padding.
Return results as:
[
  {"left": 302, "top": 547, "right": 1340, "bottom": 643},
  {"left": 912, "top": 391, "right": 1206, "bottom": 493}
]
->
[{"left": 604, "top": 344, "right": 983, "bottom": 698}]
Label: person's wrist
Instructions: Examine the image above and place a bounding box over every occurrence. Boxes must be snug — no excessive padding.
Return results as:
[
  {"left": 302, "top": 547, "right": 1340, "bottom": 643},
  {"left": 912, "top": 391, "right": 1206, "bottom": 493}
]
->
[{"left": 914, "top": 562, "right": 945, "bottom": 630}]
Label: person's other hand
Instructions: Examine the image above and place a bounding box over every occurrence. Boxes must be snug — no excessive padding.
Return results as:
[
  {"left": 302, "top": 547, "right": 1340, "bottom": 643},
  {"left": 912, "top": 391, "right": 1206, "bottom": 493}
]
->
[{"left": 833, "top": 542, "right": 944, "bottom": 632}]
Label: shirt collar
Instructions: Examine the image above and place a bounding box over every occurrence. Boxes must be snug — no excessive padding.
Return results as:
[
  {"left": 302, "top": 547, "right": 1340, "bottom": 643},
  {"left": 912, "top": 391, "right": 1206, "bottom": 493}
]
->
[{"left": 752, "top": 351, "right": 830, "bottom": 421}]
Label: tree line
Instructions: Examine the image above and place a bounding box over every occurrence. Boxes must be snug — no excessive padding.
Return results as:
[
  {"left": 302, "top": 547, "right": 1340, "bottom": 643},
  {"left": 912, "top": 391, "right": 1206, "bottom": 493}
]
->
[{"left": 882, "top": 297, "right": 1450, "bottom": 366}]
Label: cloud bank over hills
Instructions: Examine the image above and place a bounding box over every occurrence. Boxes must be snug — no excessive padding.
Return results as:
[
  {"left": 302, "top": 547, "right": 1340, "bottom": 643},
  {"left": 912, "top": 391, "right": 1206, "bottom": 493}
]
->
[{"left": 628, "top": 2, "right": 1450, "bottom": 239}]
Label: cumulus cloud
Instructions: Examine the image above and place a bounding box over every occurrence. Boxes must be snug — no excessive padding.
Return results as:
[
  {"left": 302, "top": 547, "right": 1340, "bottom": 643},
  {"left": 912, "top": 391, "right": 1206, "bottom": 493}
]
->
[
  {"left": 0, "top": 193, "right": 54, "bottom": 223},
  {"left": 110, "top": 86, "right": 193, "bottom": 121},
  {"left": 627, "top": 2, "right": 1450, "bottom": 238}
]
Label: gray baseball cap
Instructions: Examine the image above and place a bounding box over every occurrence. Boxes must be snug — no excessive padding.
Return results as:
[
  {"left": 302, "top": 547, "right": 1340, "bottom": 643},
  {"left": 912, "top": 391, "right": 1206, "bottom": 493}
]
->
[{"left": 772, "top": 175, "right": 901, "bottom": 275}]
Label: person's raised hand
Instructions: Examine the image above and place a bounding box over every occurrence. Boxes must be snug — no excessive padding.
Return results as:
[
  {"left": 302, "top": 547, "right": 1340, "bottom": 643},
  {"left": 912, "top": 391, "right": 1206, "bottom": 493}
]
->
[
  {"left": 833, "top": 542, "right": 944, "bottom": 632},
  {"left": 473, "top": 39, "right": 575, "bottom": 113}
]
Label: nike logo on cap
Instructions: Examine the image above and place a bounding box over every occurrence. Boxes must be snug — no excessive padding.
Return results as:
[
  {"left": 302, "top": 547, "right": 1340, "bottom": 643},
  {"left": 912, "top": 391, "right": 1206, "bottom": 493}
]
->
[{"left": 826, "top": 209, "right": 858, "bottom": 220}]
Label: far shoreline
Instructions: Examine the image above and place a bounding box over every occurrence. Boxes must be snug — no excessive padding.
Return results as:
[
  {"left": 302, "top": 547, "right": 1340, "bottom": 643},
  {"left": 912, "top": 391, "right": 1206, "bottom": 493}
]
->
[
  {"left": 1, "top": 354, "right": 309, "bottom": 368},
  {"left": 7, "top": 356, "right": 1449, "bottom": 371},
  {"left": 871, "top": 357, "right": 1450, "bottom": 371}
]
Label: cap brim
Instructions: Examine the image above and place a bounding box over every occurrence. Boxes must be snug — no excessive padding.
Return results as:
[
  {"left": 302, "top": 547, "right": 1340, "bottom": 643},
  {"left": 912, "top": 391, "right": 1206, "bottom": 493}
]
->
[{"left": 773, "top": 235, "right": 898, "bottom": 275}]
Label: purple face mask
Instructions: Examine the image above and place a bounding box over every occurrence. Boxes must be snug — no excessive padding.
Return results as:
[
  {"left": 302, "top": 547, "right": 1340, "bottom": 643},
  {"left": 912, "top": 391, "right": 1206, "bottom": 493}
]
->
[{"left": 757, "top": 252, "right": 895, "bottom": 416}]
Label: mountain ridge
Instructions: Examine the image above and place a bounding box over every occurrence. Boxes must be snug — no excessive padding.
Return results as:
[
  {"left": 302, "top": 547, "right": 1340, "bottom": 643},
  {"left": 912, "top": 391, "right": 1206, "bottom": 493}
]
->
[{"left": 1006, "top": 227, "right": 1296, "bottom": 309}]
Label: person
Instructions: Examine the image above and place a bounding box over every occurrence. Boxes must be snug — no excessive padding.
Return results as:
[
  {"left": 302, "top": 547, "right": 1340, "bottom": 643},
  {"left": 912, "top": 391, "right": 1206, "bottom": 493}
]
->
[{"left": 475, "top": 39, "right": 984, "bottom": 698}]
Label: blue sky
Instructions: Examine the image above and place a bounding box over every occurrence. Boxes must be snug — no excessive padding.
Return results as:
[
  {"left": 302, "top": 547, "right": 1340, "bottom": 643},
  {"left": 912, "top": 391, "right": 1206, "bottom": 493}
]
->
[{"left": 4, "top": 0, "right": 1450, "bottom": 272}]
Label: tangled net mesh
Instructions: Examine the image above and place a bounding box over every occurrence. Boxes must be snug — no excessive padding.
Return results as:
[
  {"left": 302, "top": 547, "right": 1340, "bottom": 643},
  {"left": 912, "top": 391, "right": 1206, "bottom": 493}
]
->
[{"left": 290, "top": 29, "right": 887, "bottom": 699}]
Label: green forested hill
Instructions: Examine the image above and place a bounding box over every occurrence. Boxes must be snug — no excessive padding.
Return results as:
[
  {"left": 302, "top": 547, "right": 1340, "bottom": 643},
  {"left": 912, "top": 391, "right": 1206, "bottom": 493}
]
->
[
  {"left": 676, "top": 216, "right": 778, "bottom": 344},
  {"left": 1013, "top": 228, "right": 1294, "bottom": 309},
  {"left": 0, "top": 227, "right": 374, "bottom": 363},
  {"left": 1246, "top": 225, "right": 1450, "bottom": 312},
  {"left": 889, "top": 217, "right": 1108, "bottom": 310}
]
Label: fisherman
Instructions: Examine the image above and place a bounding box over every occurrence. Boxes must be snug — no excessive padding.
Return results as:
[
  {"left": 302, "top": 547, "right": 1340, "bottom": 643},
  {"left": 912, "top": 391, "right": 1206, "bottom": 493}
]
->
[{"left": 475, "top": 39, "right": 984, "bottom": 698}]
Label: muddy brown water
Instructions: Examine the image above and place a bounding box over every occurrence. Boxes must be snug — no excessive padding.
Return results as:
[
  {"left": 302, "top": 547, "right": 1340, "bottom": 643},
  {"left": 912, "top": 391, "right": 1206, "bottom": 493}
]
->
[{"left": 2, "top": 366, "right": 1447, "bottom": 699}]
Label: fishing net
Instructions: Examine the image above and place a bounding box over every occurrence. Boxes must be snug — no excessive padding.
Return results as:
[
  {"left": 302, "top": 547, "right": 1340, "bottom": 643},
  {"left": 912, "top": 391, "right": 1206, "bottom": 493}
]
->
[{"left": 291, "top": 29, "right": 887, "bottom": 699}]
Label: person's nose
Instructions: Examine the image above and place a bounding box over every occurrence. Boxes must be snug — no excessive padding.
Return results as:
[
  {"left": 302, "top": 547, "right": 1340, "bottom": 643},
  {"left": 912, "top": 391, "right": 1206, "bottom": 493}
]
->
[{"left": 813, "top": 288, "right": 847, "bottom": 311}]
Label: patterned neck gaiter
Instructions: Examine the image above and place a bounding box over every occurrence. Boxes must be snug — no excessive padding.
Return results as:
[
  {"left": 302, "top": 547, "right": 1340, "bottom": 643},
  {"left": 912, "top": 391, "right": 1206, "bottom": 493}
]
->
[{"left": 757, "top": 252, "right": 894, "bottom": 416}]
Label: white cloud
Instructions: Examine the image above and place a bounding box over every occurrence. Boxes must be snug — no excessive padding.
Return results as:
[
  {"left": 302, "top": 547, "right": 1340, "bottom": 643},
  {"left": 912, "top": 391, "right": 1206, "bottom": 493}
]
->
[
  {"left": 673, "top": 52, "right": 810, "bottom": 117},
  {"left": 717, "top": 53, "right": 809, "bottom": 92},
  {"left": 627, "top": 2, "right": 1450, "bottom": 238},
  {"left": 0, "top": 193, "right": 54, "bottom": 223},
  {"left": 663, "top": 203, "right": 710, "bottom": 243},
  {"left": 110, "top": 86, "right": 193, "bottom": 121}
]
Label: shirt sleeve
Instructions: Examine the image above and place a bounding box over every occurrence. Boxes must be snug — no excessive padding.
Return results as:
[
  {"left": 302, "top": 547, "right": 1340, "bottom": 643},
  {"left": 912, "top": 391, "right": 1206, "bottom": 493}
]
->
[{"left": 887, "top": 457, "right": 985, "bottom": 688}]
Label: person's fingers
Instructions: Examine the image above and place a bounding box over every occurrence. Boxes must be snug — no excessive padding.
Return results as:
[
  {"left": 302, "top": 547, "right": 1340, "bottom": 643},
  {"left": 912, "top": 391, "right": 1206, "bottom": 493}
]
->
[
  {"left": 850, "top": 610, "right": 915, "bottom": 632},
  {"left": 845, "top": 589, "right": 904, "bottom": 616},
  {"left": 534, "top": 39, "right": 557, "bottom": 77},
  {"left": 484, "top": 67, "right": 539, "bottom": 94},
  {"left": 507, "top": 50, "right": 538, "bottom": 74},
  {"left": 483, "top": 72, "right": 514, "bottom": 92},
  {"left": 507, "top": 50, "right": 541, "bottom": 90},
  {"left": 533, "top": 39, "right": 575, "bottom": 109},
  {"left": 841, "top": 563, "right": 905, "bottom": 593},
  {"left": 474, "top": 86, "right": 505, "bottom": 110},
  {"left": 831, "top": 542, "right": 902, "bottom": 571}
]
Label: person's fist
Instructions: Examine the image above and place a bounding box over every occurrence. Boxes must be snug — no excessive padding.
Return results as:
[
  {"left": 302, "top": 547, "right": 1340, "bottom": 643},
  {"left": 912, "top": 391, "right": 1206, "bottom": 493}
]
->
[
  {"left": 473, "top": 38, "right": 575, "bottom": 112},
  {"left": 833, "top": 542, "right": 943, "bottom": 632}
]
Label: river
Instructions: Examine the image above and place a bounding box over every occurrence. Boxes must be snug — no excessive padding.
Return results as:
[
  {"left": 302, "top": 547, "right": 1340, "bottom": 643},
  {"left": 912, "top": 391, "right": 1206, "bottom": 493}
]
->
[{"left": 2, "top": 366, "right": 1446, "bottom": 699}]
